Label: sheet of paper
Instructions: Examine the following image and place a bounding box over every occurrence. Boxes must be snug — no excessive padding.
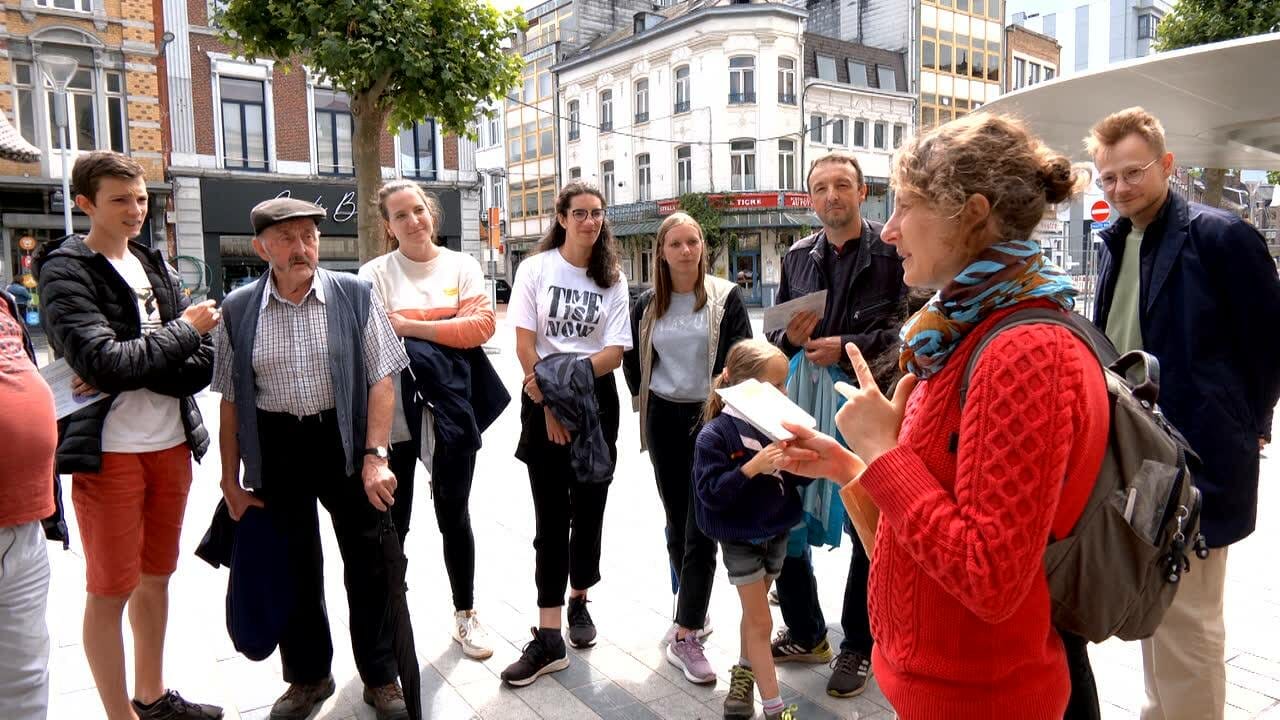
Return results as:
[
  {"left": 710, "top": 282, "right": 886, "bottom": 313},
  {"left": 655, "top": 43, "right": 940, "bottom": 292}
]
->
[
  {"left": 762, "top": 289, "right": 827, "bottom": 335},
  {"left": 39, "top": 358, "right": 110, "bottom": 420},
  {"left": 715, "top": 378, "right": 817, "bottom": 442}
]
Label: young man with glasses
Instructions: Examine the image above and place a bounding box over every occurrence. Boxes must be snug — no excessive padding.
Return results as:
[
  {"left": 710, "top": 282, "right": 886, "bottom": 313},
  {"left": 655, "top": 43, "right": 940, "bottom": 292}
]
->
[{"left": 1087, "top": 107, "right": 1280, "bottom": 720}]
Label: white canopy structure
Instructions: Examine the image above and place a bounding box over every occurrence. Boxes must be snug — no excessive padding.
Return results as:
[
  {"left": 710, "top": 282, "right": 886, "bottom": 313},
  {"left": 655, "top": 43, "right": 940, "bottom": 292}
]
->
[{"left": 979, "top": 32, "right": 1280, "bottom": 171}]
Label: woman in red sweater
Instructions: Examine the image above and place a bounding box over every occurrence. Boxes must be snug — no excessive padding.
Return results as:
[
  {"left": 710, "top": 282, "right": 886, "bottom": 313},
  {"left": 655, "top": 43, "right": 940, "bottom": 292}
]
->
[{"left": 779, "top": 113, "right": 1109, "bottom": 720}]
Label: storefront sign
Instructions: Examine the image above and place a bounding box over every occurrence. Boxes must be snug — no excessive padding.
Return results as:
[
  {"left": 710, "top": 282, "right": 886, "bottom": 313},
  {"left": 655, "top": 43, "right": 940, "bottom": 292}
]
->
[
  {"left": 17, "top": 236, "right": 37, "bottom": 252},
  {"left": 656, "top": 193, "right": 814, "bottom": 216},
  {"left": 200, "top": 178, "right": 462, "bottom": 238}
]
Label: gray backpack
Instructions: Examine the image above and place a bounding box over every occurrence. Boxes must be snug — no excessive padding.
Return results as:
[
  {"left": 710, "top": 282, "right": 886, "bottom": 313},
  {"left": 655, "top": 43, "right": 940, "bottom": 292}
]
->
[{"left": 959, "top": 307, "right": 1204, "bottom": 642}]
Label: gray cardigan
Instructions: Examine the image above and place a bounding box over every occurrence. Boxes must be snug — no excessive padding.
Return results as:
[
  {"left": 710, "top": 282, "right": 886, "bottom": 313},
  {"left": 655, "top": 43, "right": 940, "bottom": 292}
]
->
[{"left": 220, "top": 269, "right": 371, "bottom": 489}]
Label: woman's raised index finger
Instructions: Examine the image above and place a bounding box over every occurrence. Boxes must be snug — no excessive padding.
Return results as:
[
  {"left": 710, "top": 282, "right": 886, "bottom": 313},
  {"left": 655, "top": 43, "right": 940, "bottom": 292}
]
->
[{"left": 844, "top": 342, "right": 879, "bottom": 393}]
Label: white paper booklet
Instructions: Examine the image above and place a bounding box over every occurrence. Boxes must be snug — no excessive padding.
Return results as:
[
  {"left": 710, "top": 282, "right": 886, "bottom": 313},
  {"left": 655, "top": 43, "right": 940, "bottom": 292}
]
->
[
  {"left": 715, "top": 378, "right": 817, "bottom": 442},
  {"left": 762, "top": 289, "right": 827, "bottom": 335},
  {"left": 39, "top": 358, "right": 111, "bottom": 420}
]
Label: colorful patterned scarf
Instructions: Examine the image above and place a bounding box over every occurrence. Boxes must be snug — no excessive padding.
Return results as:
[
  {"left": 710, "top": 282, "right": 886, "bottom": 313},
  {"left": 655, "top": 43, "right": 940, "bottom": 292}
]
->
[{"left": 899, "top": 239, "right": 1077, "bottom": 379}]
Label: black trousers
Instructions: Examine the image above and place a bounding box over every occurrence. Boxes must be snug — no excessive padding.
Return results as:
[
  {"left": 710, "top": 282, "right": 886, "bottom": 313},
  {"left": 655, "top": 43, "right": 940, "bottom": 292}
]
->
[
  {"left": 1062, "top": 630, "right": 1102, "bottom": 719},
  {"left": 520, "top": 373, "right": 619, "bottom": 609},
  {"left": 257, "top": 409, "right": 396, "bottom": 687},
  {"left": 775, "top": 528, "right": 873, "bottom": 655},
  {"left": 388, "top": 398, "right": 477, "bottom": 612},
  {"left": 645, "top": 393, "right": 718, "bottom": 630}
]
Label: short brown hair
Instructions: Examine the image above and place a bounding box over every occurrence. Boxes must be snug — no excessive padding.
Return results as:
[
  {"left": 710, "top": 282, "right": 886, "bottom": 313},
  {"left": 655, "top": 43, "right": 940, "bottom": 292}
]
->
[
  {"left": 807, "top": 151, "right": 865, "bottom": 188},
  {"left": 891, "top": 113, "right": 1086, "bottom": 247},
  {"left": 1085, "top": 106, "right": 1167, "bottom": 158},
  {"left": 377, "top": 179, "right": 444, "bottom": 253},
  {"left": 71, "top": 151, "right": 145, "bottom": 203}
]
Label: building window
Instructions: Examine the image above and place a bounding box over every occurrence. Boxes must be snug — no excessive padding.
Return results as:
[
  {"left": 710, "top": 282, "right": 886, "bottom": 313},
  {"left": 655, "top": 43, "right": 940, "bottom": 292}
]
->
[
  {"left": 1014, "top": 57, "right": 1026, "bottom": 89},
  {"left": 489, "top": 175, "right": 504, "bottom": 211},
  {"left": 487, "top": 115, "right": 500, "bottom": 147},
  {"left": 538, "top": 70, "right": 552, "bottom": 99},
  {"left": 601, "top": 161, "right": 615, "bottom": 204},
  {"left": 220, "top": 77, "right": 267, "bottom": 170},
  {"left": 510, "top": 192, "right": 523, "bottom": 219},
  {"left": 876, "top": 65, "right": 896, "bottom": 90},
  {"left": 832, "top": 117, "right": 847, "bottom": 146},
  {"left": 809, "top": 114, "right": 824, "bottom": 143},
  {"left": 674, "top": 65, "right": 691, "bottom": 113},
  {"left": 778, "top": 139, "right": 795, "bottom": 190},
  {"left": 728, "top": 56, "right": 756, "bottom": 104},
  {"left": 1137, "top": 14, "right": 1157, "bottom": 40},
  {"left": 972, "top": 52, "right": 985, "bottom": 79},
  {"left": 848, "top": 61, "right": 869, "bottom": 87},
  {"left": 778, "top": 57, "right": 796, "bottom": 104},
  {"left": 636, "top": 153, "right": 651, "bottom": 201},
  {"left": 816, "top": 54, "right": 838, "bottom": 81},
  {"left": 853, "top": 118, "right": 866, "bottom": 147},
  {"left": 46, "top": 68, "right": 98, "bottom": 153},
  {"left": 399, "top": 119, "right": 436, "bottom": 179},
  {"left": 988, "top": 54, "right": 1000, "bottom": 82},
  {"left": 873, "top": 121, "right": 887, "bottom": 149},
  {"left": 539, "top": 115, "right": 553, "bottom": 155},
  {"left": 939, "top": 45, "right": 953, "bottom": 73},
  {"left": 730, "top": 139, "right": 755, "bottom": 191},
  {"left": 676, "top": 145, "right": 692, "bottom": 195},
  {"left": 569, "top": 167, "right": 581, "bottom": 180},
  {"left": 1030, "top": 62, "right": 1042, "bottom": 85},
  {"left": 12, "top": 63, "right": 37, "bottom": 145},
  {"left": 314, "top": 86, "right": 353, "bottom": 175},
  {"left": 893, "top": 123, "right": 906, "bottom": 149},
  {"left": 1046, "top": 67, "right": 1056, "bottom": 80},
  {"left": 599, "top": 90, "right": 613, "bottom": 132},
  {"left": 35, "top": 0, "right": 93, "bottom": 10},
  {"left": 634, "top": 79, "right": 649, "bottom": 123},
  {"left": 523, "top": 121, "right": 536, "bottom": 160},
  {"left": 104, "top": 71, "right": 126, "bottom": 153},
  {"left": 568, "top": 100, "right": 580, "bottom": 141},
  {"left": 923, "top": 41, "right": 936, "bottom": 69}
]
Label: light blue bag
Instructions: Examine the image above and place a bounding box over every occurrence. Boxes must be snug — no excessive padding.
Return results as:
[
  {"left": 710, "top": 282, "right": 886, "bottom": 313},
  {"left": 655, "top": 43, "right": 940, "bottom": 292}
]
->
[{"left": 784, "top": 352, "right": 849, "bottom": 556}]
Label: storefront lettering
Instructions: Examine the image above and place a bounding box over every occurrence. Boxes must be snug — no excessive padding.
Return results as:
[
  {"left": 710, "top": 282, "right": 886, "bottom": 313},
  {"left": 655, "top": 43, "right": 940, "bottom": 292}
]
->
[{"left": 275, "top": 189, "right": 359, "bottom": 223}]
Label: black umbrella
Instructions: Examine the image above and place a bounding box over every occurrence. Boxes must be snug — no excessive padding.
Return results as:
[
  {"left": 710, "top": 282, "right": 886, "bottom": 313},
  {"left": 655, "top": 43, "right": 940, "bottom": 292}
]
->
[{"left": 378, "top": 511, "right": 422, "bottom": 720}]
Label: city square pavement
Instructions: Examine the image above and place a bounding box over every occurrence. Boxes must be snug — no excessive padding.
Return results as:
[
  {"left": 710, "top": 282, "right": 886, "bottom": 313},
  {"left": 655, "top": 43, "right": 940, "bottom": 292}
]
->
[{"left": 41, "top": 309, "right": 1280, "bottom": 720}]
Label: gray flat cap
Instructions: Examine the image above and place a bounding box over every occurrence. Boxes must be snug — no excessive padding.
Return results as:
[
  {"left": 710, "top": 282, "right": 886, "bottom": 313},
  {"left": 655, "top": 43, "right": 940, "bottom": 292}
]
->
[{"left": 251, "top": 197, "right": 327, "bottom": 234}]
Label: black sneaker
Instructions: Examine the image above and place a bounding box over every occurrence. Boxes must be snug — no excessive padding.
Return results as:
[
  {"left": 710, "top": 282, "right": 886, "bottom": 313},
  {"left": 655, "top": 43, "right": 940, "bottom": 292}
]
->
[
  {"left": 132, "top": 690, "right": 224, "bottom": 719},
  {"left": 826, "top": 649, "right": 872, "bottom": 697},
  {"left": 501, "top": 628, "right": 570, "bottom": 687},
  {"left": 566, "top": 595, "right": 597, "bottom": 648},
  {"left": 770, "top": 628, "right": 833, "bottom": 664}
]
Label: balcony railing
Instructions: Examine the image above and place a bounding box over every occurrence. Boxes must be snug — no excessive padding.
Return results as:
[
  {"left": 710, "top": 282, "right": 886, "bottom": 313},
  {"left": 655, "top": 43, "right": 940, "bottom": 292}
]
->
[
  {"left": 674, "top": 100, "right": 691, "bottom": 114},
  {"left": 599, "top": 121, "right": 613, "bottom": 133},
  {"left": 568, "top": 129, "right": 580, "bottom": 141},
  {"left": 728, "top": 92, "right": 757, "bottom": 105},
  {"left": 778, "top": 93, "right": 797, "bottom": 105},
  {"left": 634, "top": 111, "right": 649, "bottom": 124}
]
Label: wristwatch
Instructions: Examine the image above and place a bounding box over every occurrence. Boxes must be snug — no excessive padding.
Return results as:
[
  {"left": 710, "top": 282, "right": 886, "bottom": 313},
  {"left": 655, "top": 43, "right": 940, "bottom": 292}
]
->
[{"left": 363, "top": 446, "right": 390, "bottom": 461}]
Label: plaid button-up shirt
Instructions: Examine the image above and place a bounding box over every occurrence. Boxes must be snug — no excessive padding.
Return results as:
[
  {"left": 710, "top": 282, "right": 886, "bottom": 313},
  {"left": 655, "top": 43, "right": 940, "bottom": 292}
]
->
[{"left": 212, "top": 272, "right": 408, "bottom": 416}]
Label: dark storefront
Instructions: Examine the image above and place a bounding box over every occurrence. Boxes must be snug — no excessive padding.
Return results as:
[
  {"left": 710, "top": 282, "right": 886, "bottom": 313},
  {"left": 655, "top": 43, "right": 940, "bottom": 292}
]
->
[{"left": 199, "top": 178, "right": 462, "bottom": 300}]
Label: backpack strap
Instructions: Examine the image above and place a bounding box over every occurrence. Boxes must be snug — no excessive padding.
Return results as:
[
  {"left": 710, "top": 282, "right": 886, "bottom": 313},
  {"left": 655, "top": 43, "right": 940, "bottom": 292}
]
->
[{"left": 957, "top": 307, "right": 1109, "bottom": 407}]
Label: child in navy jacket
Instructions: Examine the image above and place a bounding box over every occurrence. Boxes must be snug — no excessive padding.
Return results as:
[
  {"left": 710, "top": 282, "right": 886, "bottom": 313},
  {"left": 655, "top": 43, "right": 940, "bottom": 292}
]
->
[{"left": 693, "top": 339, "right": 814, "bottom": 720}]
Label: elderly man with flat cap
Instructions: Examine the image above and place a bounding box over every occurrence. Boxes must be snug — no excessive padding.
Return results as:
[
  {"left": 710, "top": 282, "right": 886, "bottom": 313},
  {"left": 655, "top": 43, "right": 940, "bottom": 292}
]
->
[{"left": 211, "top": 197, "right": 411, "bottom": 720}]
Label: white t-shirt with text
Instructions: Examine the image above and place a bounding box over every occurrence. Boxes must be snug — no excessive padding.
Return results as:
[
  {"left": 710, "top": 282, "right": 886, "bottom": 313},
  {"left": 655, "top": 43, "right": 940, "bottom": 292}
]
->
[
  {"left": 509, "top": 248, "right": 632, "bottom": 359},
  {"left": 100, "top": 251, "right": 185, "bottom": 453}
]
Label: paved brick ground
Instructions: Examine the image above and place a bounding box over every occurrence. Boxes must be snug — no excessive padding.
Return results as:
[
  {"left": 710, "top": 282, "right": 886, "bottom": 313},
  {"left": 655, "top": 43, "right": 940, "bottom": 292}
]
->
[{"left": 42, "top": 312, "right": 1280, "bottom": 719}]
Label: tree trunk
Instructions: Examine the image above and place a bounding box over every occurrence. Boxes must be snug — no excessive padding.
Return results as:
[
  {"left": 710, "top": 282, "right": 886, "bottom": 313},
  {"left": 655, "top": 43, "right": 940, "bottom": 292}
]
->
[
  {"left": 1201, "top": 167, "right": 1227, "bottom": 209},
  {"left": 352, "top": 91, "right": 389, "bottom": 263}
]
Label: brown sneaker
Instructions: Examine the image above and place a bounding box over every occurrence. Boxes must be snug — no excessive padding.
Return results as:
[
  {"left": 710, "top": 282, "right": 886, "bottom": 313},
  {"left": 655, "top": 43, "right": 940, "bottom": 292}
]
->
[
  {"left": 269, "top": 676, "right": 335, "bottom": 720},
  {"left": 363, "top": 682, "right": 409, "bottom": 720}
]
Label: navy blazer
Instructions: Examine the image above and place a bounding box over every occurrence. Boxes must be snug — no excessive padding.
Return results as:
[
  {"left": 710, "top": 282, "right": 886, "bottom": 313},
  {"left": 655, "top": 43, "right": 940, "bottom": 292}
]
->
[{"left": 1094, "top": 191, "right": 1280, "bottom": 547}]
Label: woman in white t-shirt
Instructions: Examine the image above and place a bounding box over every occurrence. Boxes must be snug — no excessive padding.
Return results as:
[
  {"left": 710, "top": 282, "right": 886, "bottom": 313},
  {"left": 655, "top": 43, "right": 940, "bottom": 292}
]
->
[
  {"left": 358, "top": 179, "right": 498, "bottom": 660},
  {"left": 500, "top": 182, "right": 632, "bottom": 688}
]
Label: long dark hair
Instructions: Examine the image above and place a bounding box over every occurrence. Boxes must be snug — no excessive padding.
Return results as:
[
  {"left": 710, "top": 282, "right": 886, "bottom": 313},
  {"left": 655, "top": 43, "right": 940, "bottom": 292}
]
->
[{"left": 536, "top": 181, "right": 620, "bottom": 288}]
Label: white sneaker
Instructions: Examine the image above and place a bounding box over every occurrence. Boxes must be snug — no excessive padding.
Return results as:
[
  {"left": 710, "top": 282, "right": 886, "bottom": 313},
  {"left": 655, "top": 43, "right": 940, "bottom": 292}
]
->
[{"left": 452, "top": 610, "right": 494, "bottom": 660}]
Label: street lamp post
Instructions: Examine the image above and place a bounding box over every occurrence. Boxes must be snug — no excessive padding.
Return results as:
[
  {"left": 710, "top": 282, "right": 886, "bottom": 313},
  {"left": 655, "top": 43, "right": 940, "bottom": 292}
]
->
[{"left": 39, "top": 55, "right": 80, "bottom": 238}]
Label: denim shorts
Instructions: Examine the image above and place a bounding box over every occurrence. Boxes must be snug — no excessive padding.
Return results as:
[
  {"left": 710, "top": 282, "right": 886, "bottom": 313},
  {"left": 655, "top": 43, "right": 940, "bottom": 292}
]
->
[{"left": 719, "top": 532, "right": 789, "bottom": 586}]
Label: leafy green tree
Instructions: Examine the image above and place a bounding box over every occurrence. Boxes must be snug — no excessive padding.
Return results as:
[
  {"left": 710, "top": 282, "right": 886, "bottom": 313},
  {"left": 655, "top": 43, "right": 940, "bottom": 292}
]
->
[
  {"left": 218, "top": 0, "right": 524, "bottom": 261},
  {"left": 1155, "top": 0, "right": 1279, "bottom": 208},
  {"left": 1268, "top": 170, "right": 1280, "bottom": 186},
  {"left": 677, "top": 193, "right": 729, "bottom": 265}
]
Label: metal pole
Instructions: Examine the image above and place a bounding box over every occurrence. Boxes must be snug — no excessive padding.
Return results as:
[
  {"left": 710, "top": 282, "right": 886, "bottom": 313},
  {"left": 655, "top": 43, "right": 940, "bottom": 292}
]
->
[{"left": 55, "top": 92, "right": 73, "bottom": 237}]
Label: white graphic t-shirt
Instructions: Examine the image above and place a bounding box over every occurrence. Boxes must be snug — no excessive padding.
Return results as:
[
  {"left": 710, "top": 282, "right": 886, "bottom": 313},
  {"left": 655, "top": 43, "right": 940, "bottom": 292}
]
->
[
  {"left": 100, "top": 251, "right": 185, "bottom": 453},
  {"left": 509, "top": 248, "right": 633, "bottom": 359}
]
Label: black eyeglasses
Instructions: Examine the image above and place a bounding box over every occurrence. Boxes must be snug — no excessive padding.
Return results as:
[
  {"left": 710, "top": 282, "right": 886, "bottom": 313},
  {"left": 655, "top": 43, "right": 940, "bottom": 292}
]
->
[
  {"left": 1095, "top": 158, "right": 1159, "bottom": 191},
  {"left": 569, "top": 209, "right": 606, "bottom": 222}
]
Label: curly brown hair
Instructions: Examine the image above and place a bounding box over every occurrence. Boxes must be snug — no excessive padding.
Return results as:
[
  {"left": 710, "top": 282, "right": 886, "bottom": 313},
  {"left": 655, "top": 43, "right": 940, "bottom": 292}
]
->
[
  {"left": 891, "top": 114, "right": 1086, "bottom": 247},
  {"left": 536, "top": 181, "right": 621, "bottom": 289}
]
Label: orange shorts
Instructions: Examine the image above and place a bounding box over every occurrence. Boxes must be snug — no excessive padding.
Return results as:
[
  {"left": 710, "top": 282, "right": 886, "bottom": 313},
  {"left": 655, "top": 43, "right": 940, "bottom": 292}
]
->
[{"left": 71, "top": 444, "right": 193, "bottom": 596}]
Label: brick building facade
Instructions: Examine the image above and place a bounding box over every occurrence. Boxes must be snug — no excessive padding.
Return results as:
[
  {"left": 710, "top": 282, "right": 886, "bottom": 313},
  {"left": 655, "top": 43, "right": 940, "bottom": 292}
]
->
[
  {"left": 1, "top": 0, "right": 169, "bottom": 287},
  {"left": 161, "top": 0, "right": 480, "bottom": 299},
  {"left": 1004, "top": 23, "right": 1060, "bottom": 93}
]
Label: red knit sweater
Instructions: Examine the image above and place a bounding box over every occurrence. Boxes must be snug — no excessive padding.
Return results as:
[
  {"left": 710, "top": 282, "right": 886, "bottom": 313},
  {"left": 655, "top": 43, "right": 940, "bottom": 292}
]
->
[{"left": 856, "top": 302, "right": 1108, "bottom": 720}]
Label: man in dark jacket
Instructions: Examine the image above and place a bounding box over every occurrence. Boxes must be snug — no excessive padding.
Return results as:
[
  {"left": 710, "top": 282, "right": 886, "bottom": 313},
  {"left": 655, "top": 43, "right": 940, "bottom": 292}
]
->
[
  {"left": 34, "top": 151, "right": 221, "bottom": 720},
  {"left": 1088, "top": 107, "right": 1280, "bottom": 720},
  {"left": 765, "top": 151, "right": 906, "bottom": 699}
]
